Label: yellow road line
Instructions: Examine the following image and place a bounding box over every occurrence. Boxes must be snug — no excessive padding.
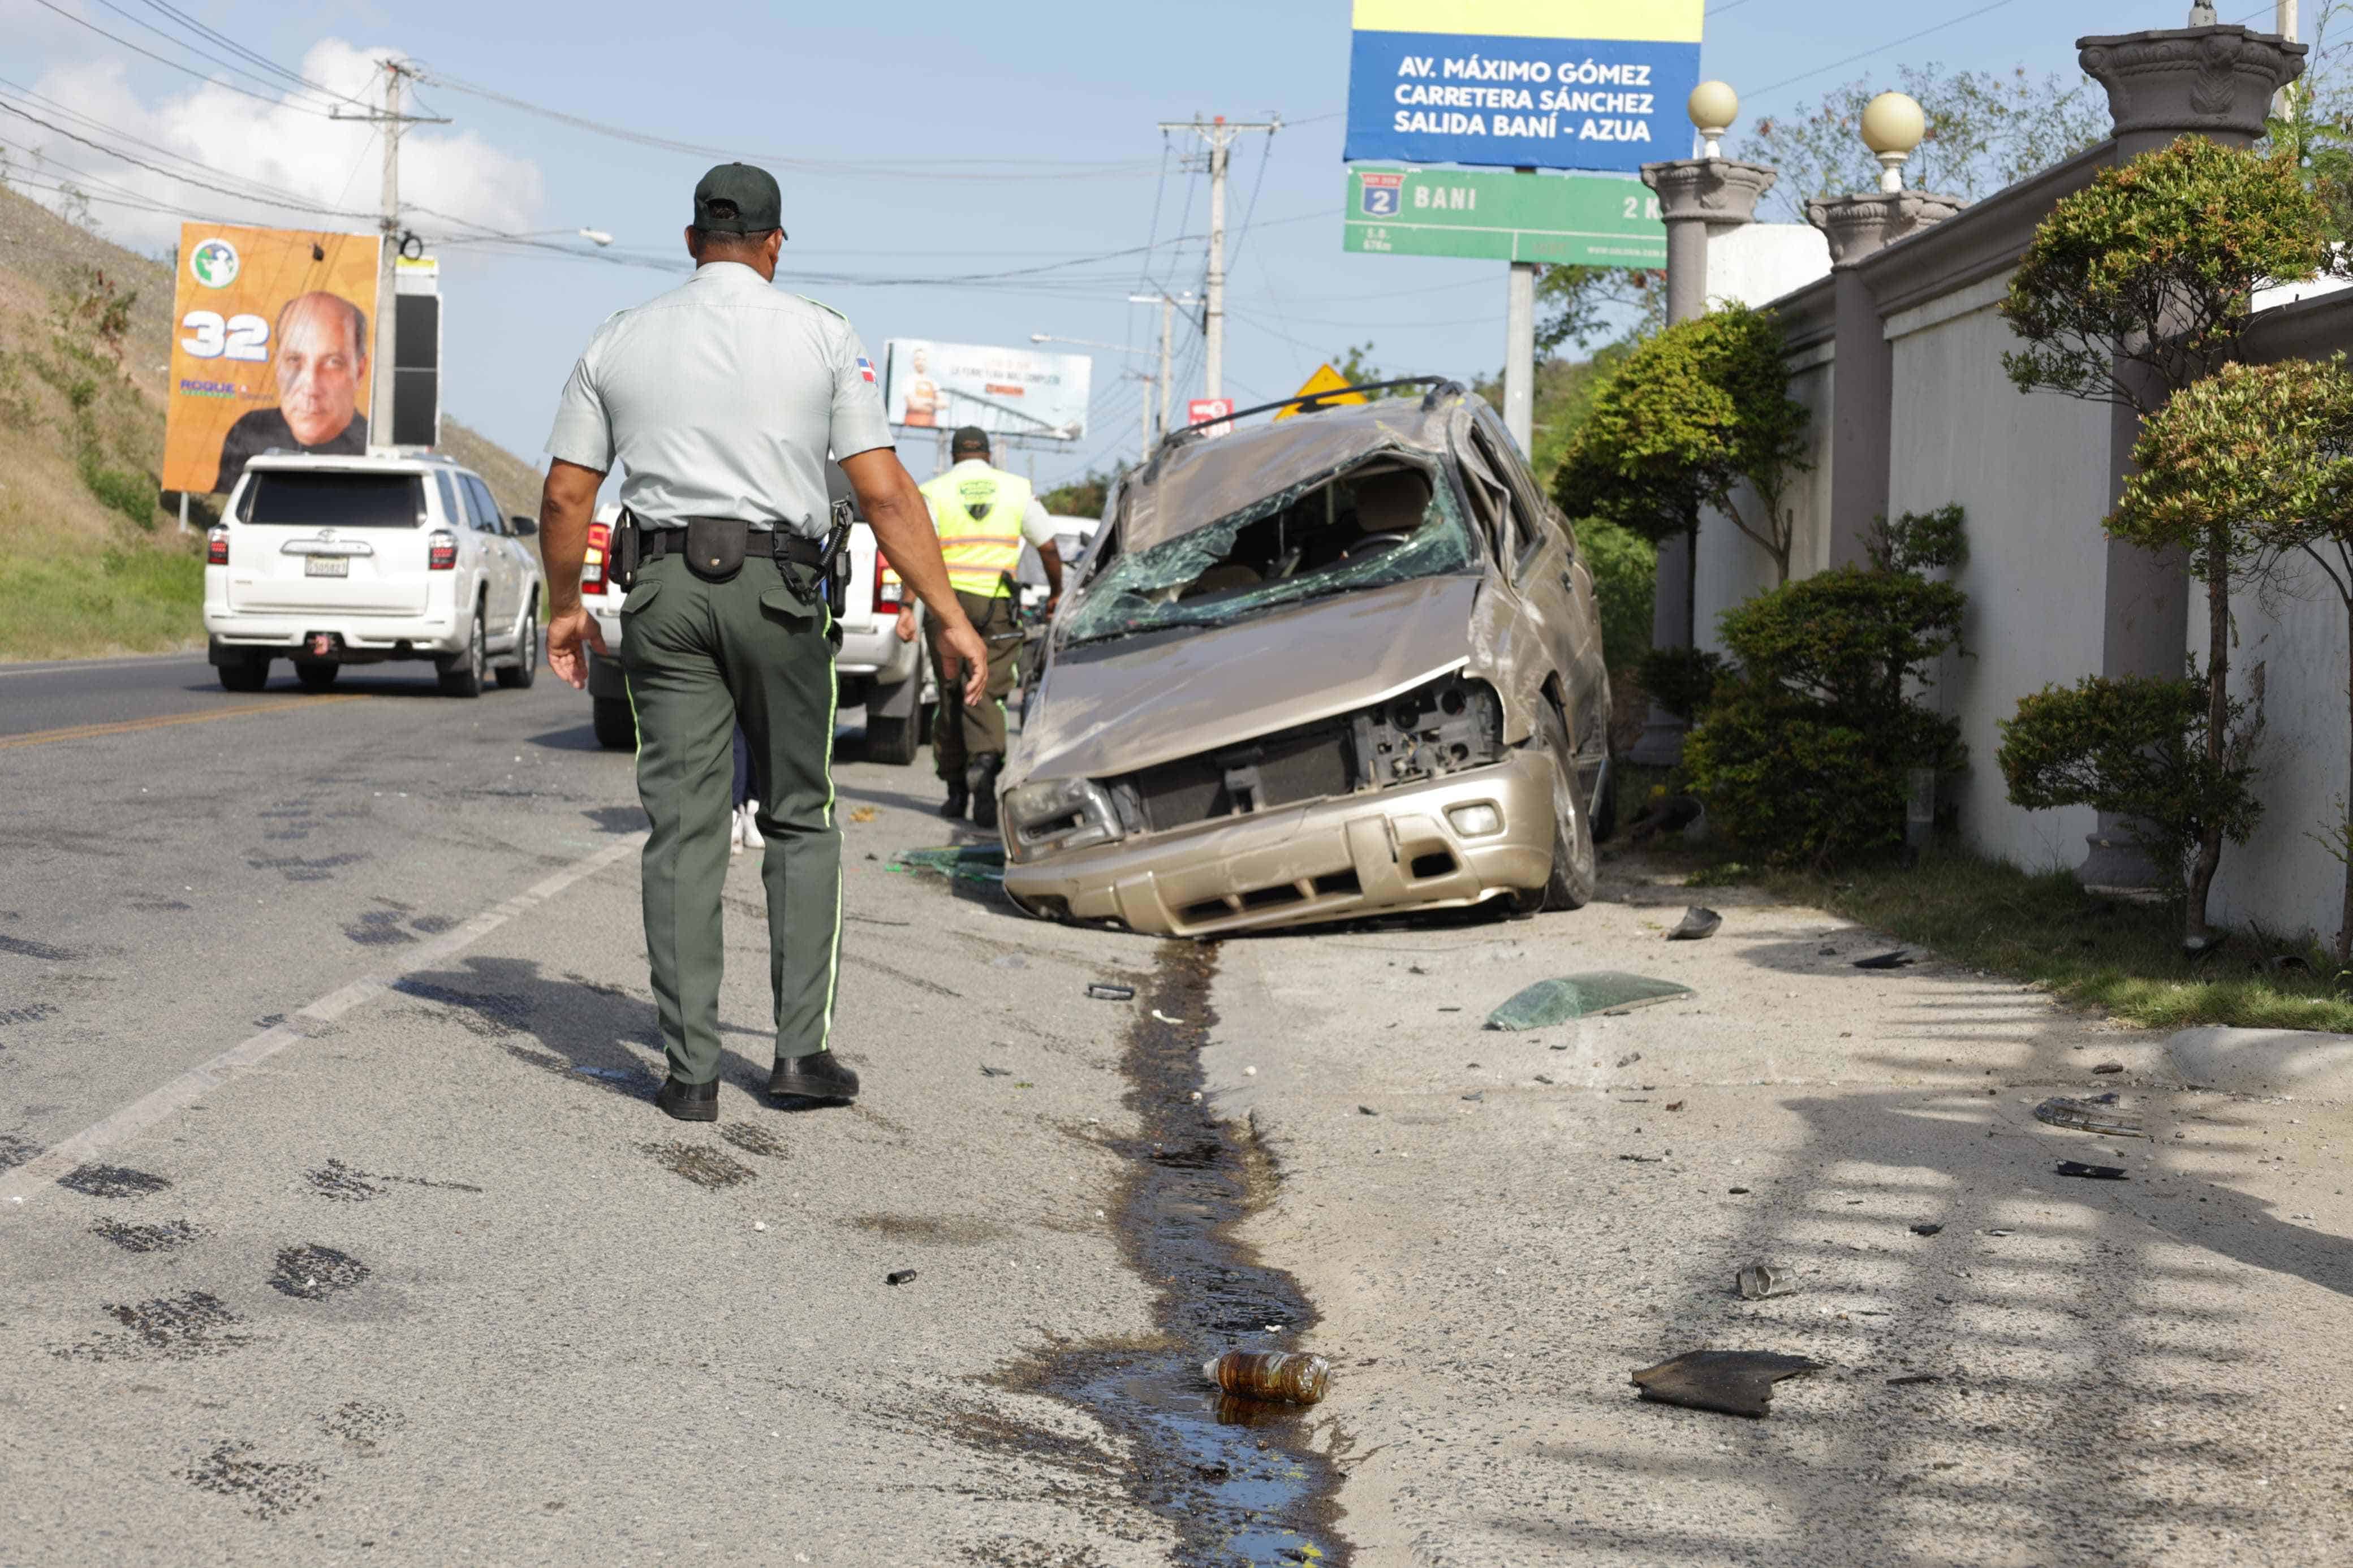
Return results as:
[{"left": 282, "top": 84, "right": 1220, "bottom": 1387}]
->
[{"left": 0, "top": 694, "right": 369, "bottom": 750}]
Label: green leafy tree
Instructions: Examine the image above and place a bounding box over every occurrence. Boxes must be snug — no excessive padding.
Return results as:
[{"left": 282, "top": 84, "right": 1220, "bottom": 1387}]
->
[
  {"left": 2001, "top": 135, "right": 2333, "bottom": 929},
  {"left": 2169, "top": 356, "right": 2353, "bottom": 960},
  {"left": 1040, "top": 465, "right": 1127, "bottom": 521},
  {"left": 1532, "top": 265, "right": 1664, "bottom": 355},
  {"left": 2001, "top": 137, "right": 2333, "bottom": 412},
  {"left": 1552, "top": 302, "right": 1810, "bottom": 582},
  {"left": 1997, "top": 671, "right": 2264, "bottom": 910},
  {"left": 1684, "top": 508, "right": 1969, "bottom": 866},
  {"left": 1751, "top": 64, "right": 2109, "bottom": 218}
]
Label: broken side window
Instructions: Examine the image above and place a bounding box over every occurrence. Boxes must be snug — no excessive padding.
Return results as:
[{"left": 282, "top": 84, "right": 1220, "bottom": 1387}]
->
[{"left": 1062, "top": 455, "right": 1475, "bottom": 646}]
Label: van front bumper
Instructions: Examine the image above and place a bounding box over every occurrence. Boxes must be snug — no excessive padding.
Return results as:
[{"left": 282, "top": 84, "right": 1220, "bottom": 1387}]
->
[{"left": 1001, "top": 751, "right": 1557, "bottom": 937}]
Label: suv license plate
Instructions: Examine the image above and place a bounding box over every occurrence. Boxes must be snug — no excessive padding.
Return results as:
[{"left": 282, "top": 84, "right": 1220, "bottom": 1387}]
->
[{"left": 305, "top": 556, "right": 349, "bottom": 578}]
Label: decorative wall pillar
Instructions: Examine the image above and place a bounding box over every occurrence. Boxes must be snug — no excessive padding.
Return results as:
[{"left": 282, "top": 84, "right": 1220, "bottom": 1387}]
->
[
  {"left": 1805, "top": 191, "right": 1963, "bottom": 569},
  {"left": 1626, "top": 156, "right": 1776, "bottom": 768},
  {"left": 2071, "top": 18, "right": 2304, "bottom": 889}
]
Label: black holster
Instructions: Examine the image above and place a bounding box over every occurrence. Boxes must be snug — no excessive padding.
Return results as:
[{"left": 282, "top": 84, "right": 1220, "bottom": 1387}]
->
[{"left": 611, "top": 509, "right": 644, "bottom": 591}]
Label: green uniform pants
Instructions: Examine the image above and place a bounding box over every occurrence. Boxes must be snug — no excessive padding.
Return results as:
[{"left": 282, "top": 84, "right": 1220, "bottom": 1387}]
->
[
  {"left": 619, "top": 553, "right": 841, "bottom": 1086},
  {"left": 930, "top": 589, "right": 1020, "bottom": 780}
]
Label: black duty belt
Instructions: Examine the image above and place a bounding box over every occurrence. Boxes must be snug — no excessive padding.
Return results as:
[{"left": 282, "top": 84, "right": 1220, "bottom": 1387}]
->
[{"left": 640, "top": 523, "right": 825, "bottom": 569}]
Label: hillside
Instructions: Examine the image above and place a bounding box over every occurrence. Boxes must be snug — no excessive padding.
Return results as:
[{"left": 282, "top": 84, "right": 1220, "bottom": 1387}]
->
[{"left": 0, "top": 185, "right": 544, "bottom": 660}]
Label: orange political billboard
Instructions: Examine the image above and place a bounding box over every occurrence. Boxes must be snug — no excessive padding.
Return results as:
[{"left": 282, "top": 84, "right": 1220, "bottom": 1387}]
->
[{"left": 164, "top": 222, "right": 382, "bottom": 495}]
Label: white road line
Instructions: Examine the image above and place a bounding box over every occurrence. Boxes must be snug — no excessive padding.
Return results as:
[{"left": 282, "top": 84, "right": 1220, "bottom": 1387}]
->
[{"left": 0, "top": 832, "right": 647, "bottom": 1215}]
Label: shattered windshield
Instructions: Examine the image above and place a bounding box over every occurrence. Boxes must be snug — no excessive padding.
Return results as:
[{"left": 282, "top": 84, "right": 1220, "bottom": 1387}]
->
[{"left": 1063, "top": 456, "right": 1475, "bottom": 645}]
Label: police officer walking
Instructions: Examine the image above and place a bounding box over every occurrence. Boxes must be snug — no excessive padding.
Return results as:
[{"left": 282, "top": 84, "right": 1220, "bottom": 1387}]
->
[
  {"left": 541, "top": 163, "right": 988, "bottom": 1122},
  {"left": 902, "top": 425, "right": 1062, "bottom": 827}
]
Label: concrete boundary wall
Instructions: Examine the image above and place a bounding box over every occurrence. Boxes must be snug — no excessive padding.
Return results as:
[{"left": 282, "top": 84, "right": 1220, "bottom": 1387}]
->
[{"left": 1700, "top": 123, "right": 2353, "bottom": 940}]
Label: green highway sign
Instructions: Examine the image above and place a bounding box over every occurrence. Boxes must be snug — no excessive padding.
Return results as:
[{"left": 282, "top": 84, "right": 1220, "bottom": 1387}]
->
[{"left": 1343, "top": 166, "right": 1667, "bottom": 266}]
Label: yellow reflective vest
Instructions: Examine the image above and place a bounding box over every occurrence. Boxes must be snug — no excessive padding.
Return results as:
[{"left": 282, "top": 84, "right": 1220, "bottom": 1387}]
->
[{"left": 919, "top": 464, "right": 1032, "bottom": 598}]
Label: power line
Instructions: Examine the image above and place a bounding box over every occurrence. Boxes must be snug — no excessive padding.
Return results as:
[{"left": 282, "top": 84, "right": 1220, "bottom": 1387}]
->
[
  {"left": 85, "top": 0, "right": 350, "bottom": 114},
  {"left": 25, "top": 0, "right": 337, "bottom": 116},
  {"left": 0, "top": 100, "right": 379, "bottom": 220},
  {"left": 1748, "top": 0, "right": 2023, "bottom": 102},
  {"left": 128, "top": 0, "right": 372, "bottom": 109},
  {"left": 0, "top": 77, "right": 347, "bottom": 213},
  {"left": 410, "top": 66, "right": 1163, "bottom": 181}
]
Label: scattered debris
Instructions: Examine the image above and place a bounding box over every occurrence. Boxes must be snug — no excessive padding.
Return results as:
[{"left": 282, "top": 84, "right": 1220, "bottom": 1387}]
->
[
  {"left": 2054, "top": 1161, "right": 2128, "bottom": 1180},
  {"left": 1204, "top": 1350, "right": 1330, "bottom": 1406},
  {"left": 2091, "top": 1061, "right": 2124, "bottom": 1074},
  {"left": 571, "top": 1065, "right": 644, "bottom": 1082},
  {"left": 1358, "top": 1105, "right": 1379, "bottom": 1116},
  {"left": 1087, "top": 983, "right": 1136, "bottom": 1001},
  {"left": 1817, "top": 944, "right": 1839, "bottom": 957},
  {"left": 847, "top": 806, "right": 878, "bottom": 824},
  {"left": 1460, "top": 1092, "right": 1484, "bottom": 1103},
  {"left": 1853, "top": 949, "right": 1915, "bottom": 970},
  {"left": 1631, "top": 1349, "right": 1825, "bottom": 1418},
  {"left": 1668, "top": 907, "right": 1722, "bottom": 942},
  {"left": 890, "top": 845, "right": 1005, "bottom": 885},
  {"left": 1886, "top": 1373, "right": 1943, "bottom": 1387},
  {"left": 1243, "top": 1066, "right": 1259, "bottom": 1077},
  {"left": 268, "top": 1245, "right": 371, "bottom": 1302},
  {"left": 1615, "top": 1052, "right": 1643, "bottom": 1068},
  {"left": 1728, "top": 1186, "right": 1751, "bottom": 1195},
  {"left": 1151, "top": 1009, "right": 1187, "bottom": 1026},
  {"left": 752, "top": 1221, "right": 768, "bottom": 1232},
  {"left": 1486, "top": 973, "right": 1695, "bottom": 1031},
  {"left": 1533, "top": 1074, "right": 1554, "bottom": 1085},
  {"left": 1909, "top": 1223, "right": 1943, "bottom": 1237},
  {"left": 1735, "top": 1264, "right": 1790, "bottom": 1301},
  {"left": 980, "top": 1065, "right": 1012, "bottom": 1077},
  {"left": 1665, "top": 1100, "right": 1686, "bottom": 1112},
  {"left": 2035, "top": 1096, "right": 2148, "bottom": 1139},
  {"left": 885, "top": 1269, "right": 918, "bottom": 1286},
  {"left": 1619, "top": 1152, "right": 1662, "bottom": 1163},
  {"left": 57, "top": 1164, "right": 172, "bottom": 1199}
]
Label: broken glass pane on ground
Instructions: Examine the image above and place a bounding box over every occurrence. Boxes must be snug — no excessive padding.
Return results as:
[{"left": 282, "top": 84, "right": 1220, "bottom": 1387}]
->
[
  {"left": 1486, "top": 973, "right": 1695, "bottom": 1031},
  {"left": 890, "top": 845, "right": 1006, "bottom": 885}
]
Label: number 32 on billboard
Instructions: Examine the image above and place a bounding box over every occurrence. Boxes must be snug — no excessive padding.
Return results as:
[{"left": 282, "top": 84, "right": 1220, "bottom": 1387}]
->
[{"left": 180, "top": 310, "right": 269, "bottom": 362}]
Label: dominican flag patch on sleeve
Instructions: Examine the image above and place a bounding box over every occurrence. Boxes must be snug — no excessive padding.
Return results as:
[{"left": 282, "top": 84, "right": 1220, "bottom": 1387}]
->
[{"left": 855, "top": 356, "right": 876, "bottom": 383}]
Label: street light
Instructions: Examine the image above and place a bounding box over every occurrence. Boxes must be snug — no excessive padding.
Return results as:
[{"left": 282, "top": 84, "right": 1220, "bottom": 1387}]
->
[
  {"left": 1860, "top": 92, "right": 1927, "bottom": 192},
  {"left": 1029, "top": 332, "right": 1150, "bottom": 355},
  {"left": 1688, "top": 80, "right": 1739, "bottom": 160}
]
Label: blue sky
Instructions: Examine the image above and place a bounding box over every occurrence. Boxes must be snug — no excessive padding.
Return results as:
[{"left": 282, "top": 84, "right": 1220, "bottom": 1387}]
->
[{"left": 0, "top": 1, "right": 2264, "bottom": 496}]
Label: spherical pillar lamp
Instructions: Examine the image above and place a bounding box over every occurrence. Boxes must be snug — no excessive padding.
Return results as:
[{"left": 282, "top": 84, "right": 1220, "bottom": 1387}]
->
[
  {"left": 1860, "top": 91, "right": 1927, "bottom": 193},
  {"left": 1687, "top": 80, "right": 1739, "bottom": 160}
]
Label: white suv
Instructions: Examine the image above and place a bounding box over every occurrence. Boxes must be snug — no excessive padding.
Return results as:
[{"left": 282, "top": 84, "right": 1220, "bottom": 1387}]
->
[
  {"left": 204, "top": 452, "right": 545, "bottom": 698},
  {"left": 578, "top": 463, "right": 927, "bottom": 759}
]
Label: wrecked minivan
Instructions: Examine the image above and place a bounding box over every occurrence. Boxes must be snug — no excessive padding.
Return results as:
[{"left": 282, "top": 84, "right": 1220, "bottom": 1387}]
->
[{"left": 997, "top": 382, "right": 1613, "bottom": 936}]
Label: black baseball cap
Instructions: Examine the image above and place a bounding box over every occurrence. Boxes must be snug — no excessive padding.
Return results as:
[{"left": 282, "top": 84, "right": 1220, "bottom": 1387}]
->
[
  {"left": 950, "top": 425, "right": 990, "bottom": 457},
  {"left": 693, "top": 163, "right": 785, "bottom": 236}
]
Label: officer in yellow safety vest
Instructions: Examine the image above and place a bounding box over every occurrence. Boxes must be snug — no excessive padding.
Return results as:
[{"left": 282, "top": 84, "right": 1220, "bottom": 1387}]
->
[{"left": 901, "top": 425, "right": 1063, "bottom": 827}]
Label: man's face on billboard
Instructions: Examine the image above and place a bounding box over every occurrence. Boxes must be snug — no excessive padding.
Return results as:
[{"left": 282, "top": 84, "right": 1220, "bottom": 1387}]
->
[{"left": 277, "top": 295, "right": 365, "bottom": 447}]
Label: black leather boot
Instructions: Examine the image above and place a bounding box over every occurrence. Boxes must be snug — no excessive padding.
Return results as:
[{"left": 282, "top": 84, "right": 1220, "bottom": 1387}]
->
[
  {"left": 940, "top": 778, "right": 969, "bottom": 819},
  {"left": 967, "top": 754, "right": 1004, "bottom": 830},
  {"left": 769, "top": 1052, "right": 860, "bottom": 1103},
  {"left": 655, "top": 1076, "right": 718, "bottom": 1122}
]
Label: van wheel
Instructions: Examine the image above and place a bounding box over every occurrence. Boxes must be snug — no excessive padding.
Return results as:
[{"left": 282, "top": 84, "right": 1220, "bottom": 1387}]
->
[
  {"left": 218, "top": 656, "right": 269, "bottom": 693},
  {"left": 1537, "top": 706, "right": 1596, "bottom": 911},
  {"left": 496, "top": 608, "right": 538, "bottom": 689},
  {"left": 293, "top": 660, "right": 338, "bottom": 693},
  {"left": 438, "top": 608, "right": 486, "bottom": 698},
  {"left": 864, "top": 715, "right": 919, "bottom": 766},
  {"left": 592, "top": 696, "right": 637, "bottom": 750}
]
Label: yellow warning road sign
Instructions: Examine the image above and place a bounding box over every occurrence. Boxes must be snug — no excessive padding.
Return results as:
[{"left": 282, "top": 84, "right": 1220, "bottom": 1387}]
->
[{"left": 1273, "top": 363, "right": 1371, "bottom": 420}]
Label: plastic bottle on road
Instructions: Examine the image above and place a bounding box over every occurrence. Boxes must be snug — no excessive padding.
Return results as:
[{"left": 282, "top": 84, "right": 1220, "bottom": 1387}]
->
[{"left": 1203, "top": 1350, "right": 1330, "bottom": 1406}]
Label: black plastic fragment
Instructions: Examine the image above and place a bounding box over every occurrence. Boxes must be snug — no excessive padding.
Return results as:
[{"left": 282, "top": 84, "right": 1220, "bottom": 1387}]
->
[
  {"left": 885, "top": 1268, "right": 918, "bottom": 1286},
  {"left": 1909, "top": 1222, "right": 1943, "bottom": 1236},
  {"left": 1087, "top": 983, "right": 1136, "bottom": 1001},
  {"left": 1886, "top": 1373, "right": 1942, "bottom": 1387},
  {"left": 2054, "top": 1161, "right": 2128, "bottom": 1180},
  {"left": 1668, "top": 906, "right": 1722, "bottom": 941},
  {"left": 1853, "top": 949, "right": 1915, "bottom": 970},
  {"left": 980, "top": 1065, "right": 1012, "bottom": 1077},
  {"left": 1631, "top": 1349, "right": 1825, "bottom": 1418}
]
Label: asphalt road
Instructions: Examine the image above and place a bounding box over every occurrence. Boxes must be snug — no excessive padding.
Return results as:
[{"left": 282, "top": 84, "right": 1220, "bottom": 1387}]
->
[{"left": 6, "top": 653, "right": 2351, "bottom": 1566}]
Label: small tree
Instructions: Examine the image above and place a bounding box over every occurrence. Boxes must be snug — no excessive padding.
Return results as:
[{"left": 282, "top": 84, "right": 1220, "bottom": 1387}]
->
[
  {"left": 2001, "top": 136, "right": 2332, "bottom": 412},
  {"left": 2105, "top": 360, "right": 2325, "bottom": 938},
  {"left": 1552, "top": 302, "right": 1811, "bottom": 584},
  {"left": 2170, "top": 356, "right": 2353, "bottom": 960}
]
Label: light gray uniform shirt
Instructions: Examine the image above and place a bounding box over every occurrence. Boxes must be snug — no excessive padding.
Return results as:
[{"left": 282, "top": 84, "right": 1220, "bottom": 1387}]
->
[{"left": 545, "top": 261, "right": 893, "bottom": 537}]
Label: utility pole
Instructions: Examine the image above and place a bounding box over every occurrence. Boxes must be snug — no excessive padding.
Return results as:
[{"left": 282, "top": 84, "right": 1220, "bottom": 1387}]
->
[
  {"left": 1127, "top": 291, "right": 1196, "bottom": 446},
  {"left": 2277, "top": 2, "right": 2300, "bottom": 120},
  {"left": 1158, "top": 116, "right": 1279, "bottom": 400},
  {"left": 332, "top": 60, "right": 446, "bottom": 450}
]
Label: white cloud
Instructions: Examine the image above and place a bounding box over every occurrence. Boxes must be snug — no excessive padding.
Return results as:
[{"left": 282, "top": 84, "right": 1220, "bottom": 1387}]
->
[{"left": 16, "top": 38, "right": 542, "bottom": 252}]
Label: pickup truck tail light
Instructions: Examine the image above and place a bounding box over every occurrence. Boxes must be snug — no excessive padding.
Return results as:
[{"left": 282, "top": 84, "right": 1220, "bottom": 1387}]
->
[
  {"left": 205, "top": 527, "right": 228, "bottom": 565},
  {"left": 875, "top": 554, "right": 904, "bottom": 610},
  {"left": 582, "top": 520, "right": 610, "bottom": 594},
  {"left": 428, "top": 530, "right": 458, "bottom": 571}
]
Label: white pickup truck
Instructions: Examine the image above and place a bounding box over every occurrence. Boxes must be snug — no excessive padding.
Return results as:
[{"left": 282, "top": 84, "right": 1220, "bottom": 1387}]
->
[{"left": 580, "top": 462, "right": 928, "bottom": 760}]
